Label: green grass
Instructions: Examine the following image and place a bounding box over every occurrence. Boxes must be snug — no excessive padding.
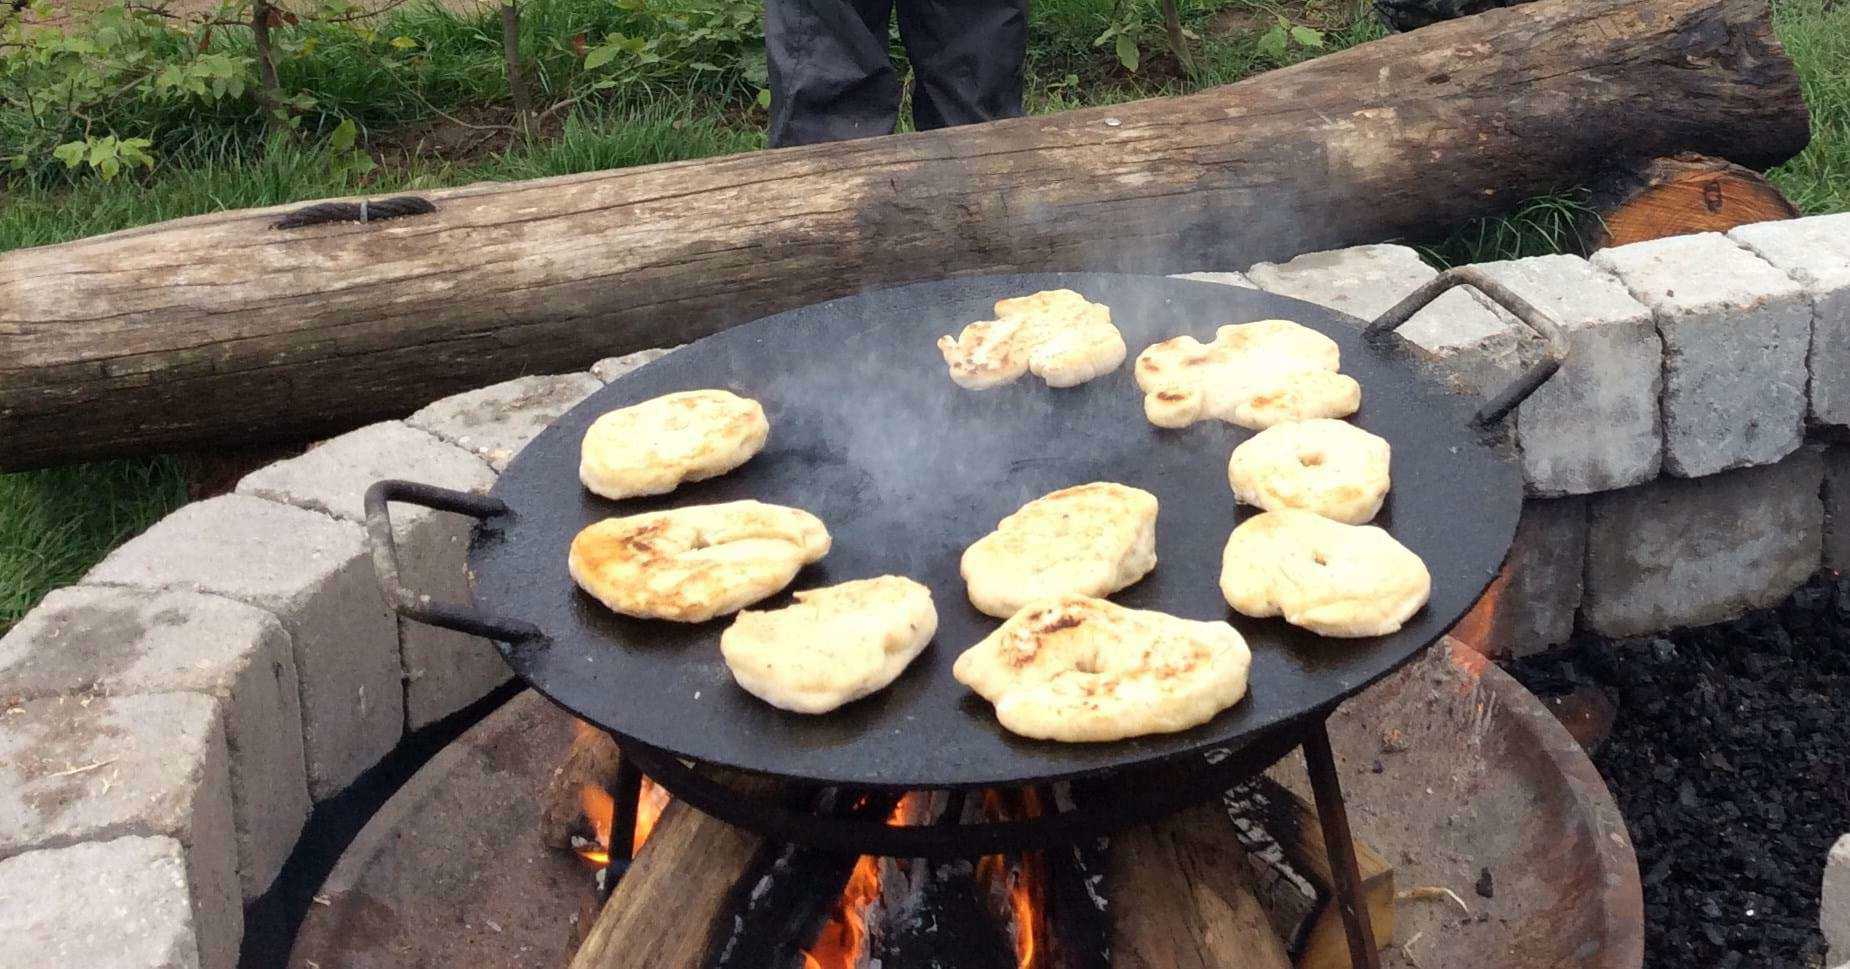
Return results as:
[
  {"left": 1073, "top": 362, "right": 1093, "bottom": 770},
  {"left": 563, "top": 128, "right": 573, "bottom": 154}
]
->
[
  {"left": 0, "top": 458, "right": 190, "bottom": 632},
  {"left": 1768, "top": 0, "right": 1850, "bottom": 216}
]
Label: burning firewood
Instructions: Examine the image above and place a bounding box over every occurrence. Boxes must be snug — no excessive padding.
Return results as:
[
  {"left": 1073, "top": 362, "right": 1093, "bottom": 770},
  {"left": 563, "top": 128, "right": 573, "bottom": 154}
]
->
[{"left": 539, "top": 720, "right": 622, "bottom": 851}]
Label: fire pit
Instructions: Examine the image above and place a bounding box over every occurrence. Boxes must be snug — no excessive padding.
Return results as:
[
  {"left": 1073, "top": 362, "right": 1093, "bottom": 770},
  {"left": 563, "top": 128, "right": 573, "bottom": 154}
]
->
[
  {"left": 359, "top": 269, "right": 1571, "bottom": 967},
  {"left": 287, "top": 641, "right": 1640, "bottom": 968}
]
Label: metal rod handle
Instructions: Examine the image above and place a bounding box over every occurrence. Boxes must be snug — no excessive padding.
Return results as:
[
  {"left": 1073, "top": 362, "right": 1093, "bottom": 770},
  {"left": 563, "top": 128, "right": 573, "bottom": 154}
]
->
[
  {"left": 363, "top": 479, "right": 545, "bottom": 644},
  {"left": 1365, "top": 266, "right": 1570, "bottom": 430}
]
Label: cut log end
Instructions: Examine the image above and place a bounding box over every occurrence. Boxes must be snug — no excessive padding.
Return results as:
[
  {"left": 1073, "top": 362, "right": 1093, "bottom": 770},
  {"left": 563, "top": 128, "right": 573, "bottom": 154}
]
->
[{"left": 1589, "top": 153, "right": 1800, "bottom": 250}]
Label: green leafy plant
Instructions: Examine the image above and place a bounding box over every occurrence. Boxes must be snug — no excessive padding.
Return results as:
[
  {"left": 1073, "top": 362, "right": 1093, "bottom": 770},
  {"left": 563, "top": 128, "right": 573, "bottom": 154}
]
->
[
  {"left": 579, "top": 0, "right": 764, "bottom": 99},
  {"left": 1254, "top": 12, "right": 1322, "bottom": 64},
  {"left": 1093, "top": 0, "right": 1196, "bottom": 74}
]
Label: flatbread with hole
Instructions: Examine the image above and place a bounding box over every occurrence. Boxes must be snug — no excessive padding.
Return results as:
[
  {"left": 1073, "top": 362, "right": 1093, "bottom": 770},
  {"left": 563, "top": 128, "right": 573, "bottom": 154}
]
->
[
  {"left": 961, "top": 482, "right": 1158, "bottom": 618},
  {"left": 1218, "top": 509, "right": 1430, "bottom": 638},
  {"left": 1135, "top": 319, "right": 1361, "bottom": 429},
  {"left": 721, "top": 576, "right": 936, "bottom": 714},
  {"left": 938, "top": 289, "right": 1126, "bottom": 389},
  {"left": 579, "top": 390, "right": 769, "bottom": 499},
  {"left": 1227, "top": 418, "right": 1391, "bottom": 524},
  {"left": 569, "top": 500, "right": 830, "bottom": 622},
  {"left": 953, "top": 594, "right": 1252, "bottom": 741}
]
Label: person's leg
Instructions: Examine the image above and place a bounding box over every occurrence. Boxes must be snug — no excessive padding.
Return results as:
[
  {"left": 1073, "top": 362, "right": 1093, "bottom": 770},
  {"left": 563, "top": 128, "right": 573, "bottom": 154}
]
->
[
  {"left": 895, "top": 0, "right": 1026, "bottom": 132},
  {"left": 765, "top": 0, "right": 902, "bottom": 147}
]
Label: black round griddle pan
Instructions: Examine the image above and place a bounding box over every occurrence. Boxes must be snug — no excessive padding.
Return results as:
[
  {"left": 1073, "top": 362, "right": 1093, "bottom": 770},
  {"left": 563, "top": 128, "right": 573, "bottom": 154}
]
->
[{"left": 368, "top": 270, "right": 1564, "bottom": 810}]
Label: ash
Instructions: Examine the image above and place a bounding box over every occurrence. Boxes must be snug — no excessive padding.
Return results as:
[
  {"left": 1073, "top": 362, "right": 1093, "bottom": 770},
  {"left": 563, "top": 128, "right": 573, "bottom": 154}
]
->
[{"left": 1508, "top": 573, "right": 1850, "bottom": 969}]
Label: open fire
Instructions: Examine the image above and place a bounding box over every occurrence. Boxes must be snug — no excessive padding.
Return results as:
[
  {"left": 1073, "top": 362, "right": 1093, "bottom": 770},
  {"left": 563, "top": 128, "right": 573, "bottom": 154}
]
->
[
  {"left": 800, "top": 790, "right": 1049, "bottom": 969},
  {"left": 573, "top": 778, "right": 1052, "bottom": 969},
  {"left": 575, "top": 776, "right": 670, "bottom": 866}
]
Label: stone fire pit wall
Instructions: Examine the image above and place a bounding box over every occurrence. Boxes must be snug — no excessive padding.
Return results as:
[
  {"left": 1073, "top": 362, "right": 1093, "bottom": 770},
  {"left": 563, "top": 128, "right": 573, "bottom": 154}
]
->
[{"left": 2, "top": 214, "right": 1847, "bottom": 969}]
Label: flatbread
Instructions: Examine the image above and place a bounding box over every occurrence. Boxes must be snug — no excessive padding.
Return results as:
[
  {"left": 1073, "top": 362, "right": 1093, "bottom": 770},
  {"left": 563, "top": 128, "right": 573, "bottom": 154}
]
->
[
  {"left": 1135, "top": 319, "right": 1361, "bottom": 429},
  {"left": 961, "top": 482, "right": 1158, "bottom": 618},
  {"left": 938, "top": 289, "right": 1126, "bottom": 389},
  {"left": 720, "top": 576, "right": 937, "bottom": 714},
  {"left": 1227, "top": 419, "right": 1391, "bottom": 524},
  {"left": 579, "top": 390, "right": 769, "bottom": 499},
  {"left": 569, "top": 500, "right": 830, "bottom": 622},
  {"left": 953, "top": 594, "right": 1251, "bottom": 742},
  {"left": 1218, "top": 509, "right": 1430, "bottom": 638}
]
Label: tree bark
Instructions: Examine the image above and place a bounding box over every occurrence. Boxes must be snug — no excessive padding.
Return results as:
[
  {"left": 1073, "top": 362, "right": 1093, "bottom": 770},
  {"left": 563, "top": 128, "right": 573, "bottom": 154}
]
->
[
  {"left": 0, "top": 0, "right": 1808, "bottom": 469},
  {"left": 500, "top": 0, "right": 531, "bottom": 131},
  {"left": 1586, "top": 152, "right": 1800, "bottom": 251}
]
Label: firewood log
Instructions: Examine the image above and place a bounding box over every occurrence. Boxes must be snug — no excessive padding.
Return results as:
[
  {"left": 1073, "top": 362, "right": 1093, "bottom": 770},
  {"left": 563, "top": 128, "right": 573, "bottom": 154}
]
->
[
  {"left": 1109, "top": 801, "right": 1296, "bottom": 969},
  {"left": 0, "top": 0, "right": 1809, "bottom": 469},
  {"left": 1586, "top": 153, "right": 1800, "bottom": 251},
  {"left": 568, "top": 773, "right": 781, "bottom": 969}
]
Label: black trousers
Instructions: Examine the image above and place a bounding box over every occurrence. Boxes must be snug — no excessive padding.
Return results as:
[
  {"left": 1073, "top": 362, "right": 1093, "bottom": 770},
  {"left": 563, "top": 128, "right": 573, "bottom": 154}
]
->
[{"left": 765, "top": 0, "right": 1027, "bottom": 147}]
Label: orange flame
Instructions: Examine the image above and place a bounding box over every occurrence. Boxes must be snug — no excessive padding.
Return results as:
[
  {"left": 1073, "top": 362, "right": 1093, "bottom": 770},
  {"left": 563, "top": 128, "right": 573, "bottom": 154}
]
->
[
  {"left": 576, "top": 777, "right": 670, "bottom": 866},
  {"left": 800, "top": 792, "right": 1046, "bottom": 969}
]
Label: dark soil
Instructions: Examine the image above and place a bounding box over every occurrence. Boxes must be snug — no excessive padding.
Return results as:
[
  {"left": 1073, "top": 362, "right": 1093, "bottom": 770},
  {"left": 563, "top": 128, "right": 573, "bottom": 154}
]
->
[{"left": 1507, "top": 573, "right": 1850, "bottom": 969}]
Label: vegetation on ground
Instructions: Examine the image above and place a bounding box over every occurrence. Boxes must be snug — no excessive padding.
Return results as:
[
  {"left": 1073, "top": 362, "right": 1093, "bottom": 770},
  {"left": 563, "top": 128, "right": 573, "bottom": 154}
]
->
[{"left": 0, "top": 0, "right": 1845, "bottom": 630}]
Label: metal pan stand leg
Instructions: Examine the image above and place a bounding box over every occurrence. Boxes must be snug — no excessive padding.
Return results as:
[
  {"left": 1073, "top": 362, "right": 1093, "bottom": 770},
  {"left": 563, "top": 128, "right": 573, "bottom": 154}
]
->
[
  {"left": 600, "top": 749, "right": 645, "bottom": 901},
  {"left": 1303, "top": 718, "right": 1382, "bottom": 969}
]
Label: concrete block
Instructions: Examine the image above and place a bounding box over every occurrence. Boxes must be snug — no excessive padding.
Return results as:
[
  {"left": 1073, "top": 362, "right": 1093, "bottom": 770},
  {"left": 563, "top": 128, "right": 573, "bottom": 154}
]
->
[
  {"left": 0, "top": 836, "right": 203, "bottom": 969},
  {"left": 591, "top": 346, "right": 679, "bottom": 383},
  {"left": 85, "top": 495, "right": 400, "bottom": 799},
  {"left": 0, "top": 586, "right": 306, "bottom": 900},
  {"left": 1593, "top": 233, "right": 1810, "bottom": 477},
  {"left": 1582, "top": 449, "right": 1823, "bottom": 638},
  {"left": 1731, "top": 213, "right": 1850, "bottom": 428},
  {"left": 408, "top": 372, "right": 603, "bottom": 471},
  {"left": 0, "top": 695, "right": 237, "bottom": 969},
  {"left": 1247, "top": 244, "right": 1533, "bottom": 397},
  {"left": 236, "top": 422, "right": 505, "bottom": 729},
  {"left": 1466, "top": 255, "right": 1663, "bottom": 496},
  {"left": 1504, "top": 496, "right": 1588, "bottom": 656},
  {"left": 1827, "top": 446, "right": 1850, "bottom": 572},
  {"left": 1826, "top": 833, "right": 1850, "bottom": 964},
  {"left": 1170, "top": 271, "right": 1257, "bottom": 289}
]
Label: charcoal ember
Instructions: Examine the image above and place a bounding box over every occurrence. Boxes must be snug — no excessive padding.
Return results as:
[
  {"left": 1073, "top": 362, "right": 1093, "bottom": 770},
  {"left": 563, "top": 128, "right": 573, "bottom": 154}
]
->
[{"left": 1507, "top": 572, "right": 1850, "bottom": 969}]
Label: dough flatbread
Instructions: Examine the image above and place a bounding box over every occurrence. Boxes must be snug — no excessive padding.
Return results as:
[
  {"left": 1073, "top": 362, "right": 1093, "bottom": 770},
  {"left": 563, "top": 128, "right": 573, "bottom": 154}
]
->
[
  {"left": 1135, "top": 319, "right": 1361, "bottom": 429},
  {"left": 721, "top": 576, "right": 937, "bottom": 714},
  {"left": 953, "top": 594, "right": 1251, "bottom": 742},
  {"left": 569, "top": 501, "right": 830, "bottom": 622},
  {"left": 1218, "top": 510, "right": 1430, "bottom": 638},
  {"left": 961, "top": 482, "right": 1158, "bottom": 618},
  {"left": 579, "top": 390, "right": 769, "bottom": 499},
  {"left": 1227, "top": 419, "right": 1391, "bottom": 524},
  {"left": 938, "top": 289, "right": 1126, "bottom": 389}
]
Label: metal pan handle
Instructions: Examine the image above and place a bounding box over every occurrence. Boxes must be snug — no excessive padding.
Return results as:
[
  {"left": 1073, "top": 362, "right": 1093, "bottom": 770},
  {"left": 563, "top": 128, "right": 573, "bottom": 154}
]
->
[
  {"left": 1363, "top": 266, "right": 1569, "bottom": 430},
  {"left": 363, "top": 479, "right": 544, "bottom": 644}
]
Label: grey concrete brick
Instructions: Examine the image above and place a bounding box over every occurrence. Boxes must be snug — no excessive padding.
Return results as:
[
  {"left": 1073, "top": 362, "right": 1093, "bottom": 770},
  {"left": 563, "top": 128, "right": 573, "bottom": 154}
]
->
[
  {"left": 0, "top": 836, "right": 202, "bottom": 969},
  {"left": 1247, "top": 244, "right": 1533, "bottom": 398},
  {"left": 1827, "top": 446, "right": 1850, "bottom": 573},
  {"left": 1169, "top": 271, "right": 1257, "bottom": 289},
  {"left": 1466, "top": 255, "right": 1663, "bottom": 495},
  {"left": 1504, "top": 496, "right": 1588, "bottom": 656},
  {"left": 236, "top": 422, "right": 505, "bottom": 729},
  {"left": 591, "top": 346, "right": 679, "bottom": 383},
  {"left": 1732, "top": 213, "right": 1850, "bottom": 428},
  {"left": 408, "top": 372, "right": 602, "bottom": 471},
  {"left": 0, "top": 695, "right": 237, "bottom": 969},
  {"left": 0, "top": 586, "right": 306, "bottom": 900},
  {"left": 1826, "top": 833, "right": 1850, "bottom": 964},
  {"left": 1593, "top": 233, "right": 1810, "bottom": 477},
  {"left": 1582, "top": 449, "right": 1824, "bottom": 638},
  {"left": 85, "top": 495, "right": 400, "bottom": 799}
]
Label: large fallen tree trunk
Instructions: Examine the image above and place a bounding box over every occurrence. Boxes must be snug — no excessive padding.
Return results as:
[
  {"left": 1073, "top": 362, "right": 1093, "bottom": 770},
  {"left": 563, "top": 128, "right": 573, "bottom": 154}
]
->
[{"left": 0, "top": 0, "right": 1807, "bottom": 468}]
